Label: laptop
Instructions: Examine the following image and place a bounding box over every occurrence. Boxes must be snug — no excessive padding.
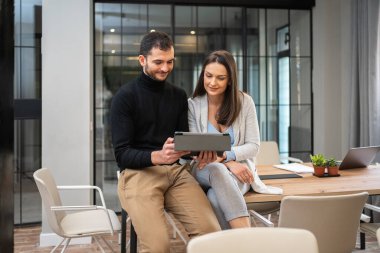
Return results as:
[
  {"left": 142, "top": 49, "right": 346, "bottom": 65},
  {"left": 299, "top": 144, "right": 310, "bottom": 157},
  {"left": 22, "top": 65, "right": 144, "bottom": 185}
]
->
[{"left": 338, "top": 146, "right": 380, "bottom": 170}]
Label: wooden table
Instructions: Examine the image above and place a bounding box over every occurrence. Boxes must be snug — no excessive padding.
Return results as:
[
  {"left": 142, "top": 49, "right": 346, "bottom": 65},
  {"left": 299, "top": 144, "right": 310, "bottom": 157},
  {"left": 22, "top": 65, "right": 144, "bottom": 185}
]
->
[{"left": 244, "top": 164, "right": 380, "bottom": 203}]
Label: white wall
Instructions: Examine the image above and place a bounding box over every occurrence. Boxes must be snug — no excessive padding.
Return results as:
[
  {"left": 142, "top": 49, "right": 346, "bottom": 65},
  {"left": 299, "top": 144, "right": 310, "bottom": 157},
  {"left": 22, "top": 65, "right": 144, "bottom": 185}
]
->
[
  {"left": 41, "top": 0, "right": 93, "bottom": 246},
  {"left": 313, "top": 0, "right": 352, "bottom": 159}
]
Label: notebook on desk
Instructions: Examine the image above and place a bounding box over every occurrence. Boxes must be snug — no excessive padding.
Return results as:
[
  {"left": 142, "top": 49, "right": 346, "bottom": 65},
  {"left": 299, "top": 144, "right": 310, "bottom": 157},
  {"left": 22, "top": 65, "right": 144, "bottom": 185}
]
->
[
  {"left": 273, "top": 163, "right": 314, "bottom": 173},
  {"left": 259, "top": 174, "right": 302, "bottom": 180},
  {"left": 338, "top": 146, "right": 380, "bottom": 170}
]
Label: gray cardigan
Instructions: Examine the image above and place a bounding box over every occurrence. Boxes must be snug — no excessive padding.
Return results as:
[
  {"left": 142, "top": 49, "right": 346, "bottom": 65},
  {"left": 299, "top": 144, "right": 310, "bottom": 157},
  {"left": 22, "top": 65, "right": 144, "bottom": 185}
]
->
[
  {"left": 188, "top": 93, "right": 284, "bottom": 195},
  {"left": 188, "top": 92, "right": 260, "bottom": 165}
]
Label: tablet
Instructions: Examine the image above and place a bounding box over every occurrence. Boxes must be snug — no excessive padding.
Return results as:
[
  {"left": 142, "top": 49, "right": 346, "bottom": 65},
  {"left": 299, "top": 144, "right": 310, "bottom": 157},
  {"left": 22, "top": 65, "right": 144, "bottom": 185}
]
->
[{"left": 174, "top": 132, "right": 231, "bottom": 156}]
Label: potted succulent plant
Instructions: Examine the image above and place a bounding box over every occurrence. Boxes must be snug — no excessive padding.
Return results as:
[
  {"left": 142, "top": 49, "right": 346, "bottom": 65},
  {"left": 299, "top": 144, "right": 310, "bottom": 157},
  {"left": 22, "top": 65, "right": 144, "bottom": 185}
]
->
[
  {"left": 326, "top": 157, "right": 339, "bottom": 176},
  {"left": 310, "top": 154, "right": 326, "bottom": 176}
]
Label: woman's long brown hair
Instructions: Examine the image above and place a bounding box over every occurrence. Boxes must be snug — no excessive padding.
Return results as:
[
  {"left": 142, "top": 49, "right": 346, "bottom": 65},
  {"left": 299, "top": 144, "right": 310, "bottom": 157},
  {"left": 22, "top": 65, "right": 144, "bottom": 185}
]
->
[{"left": 193, "top": 50, "right": 241, "bottom": 126}]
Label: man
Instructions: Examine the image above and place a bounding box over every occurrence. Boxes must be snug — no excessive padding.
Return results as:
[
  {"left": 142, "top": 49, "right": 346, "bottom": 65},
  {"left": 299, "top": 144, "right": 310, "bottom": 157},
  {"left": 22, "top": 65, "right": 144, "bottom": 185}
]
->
[{"left": 110, "top": 31, "right": 221, "bottom": 253}]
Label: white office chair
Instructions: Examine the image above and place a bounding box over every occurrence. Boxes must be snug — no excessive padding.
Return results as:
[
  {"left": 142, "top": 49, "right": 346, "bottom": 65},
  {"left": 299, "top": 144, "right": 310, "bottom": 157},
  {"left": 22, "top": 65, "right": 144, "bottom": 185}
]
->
[
  {"left": 187, "top": 227, "right": 319, "bottom": 253},
  {"left": 250, "top": 192, "right": 368, "bottom": 253},
  {"left": 255, "top": 141, "right": 303, "bottom": 165},
  {"left": 248, "top": 141, "right": 303, "bottom": 224},
  {"left": 360, "top": 203, "right": 380, "bottom": 249},
  {"left": 33, "top": 168, "right": 121, "bottom": 253}
]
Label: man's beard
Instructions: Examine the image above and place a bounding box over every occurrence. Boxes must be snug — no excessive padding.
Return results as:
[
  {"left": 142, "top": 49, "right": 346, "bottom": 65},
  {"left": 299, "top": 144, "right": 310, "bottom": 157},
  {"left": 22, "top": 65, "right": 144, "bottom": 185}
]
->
[{"left": 144, "top": 65, "right": 169, "bottom": 81}]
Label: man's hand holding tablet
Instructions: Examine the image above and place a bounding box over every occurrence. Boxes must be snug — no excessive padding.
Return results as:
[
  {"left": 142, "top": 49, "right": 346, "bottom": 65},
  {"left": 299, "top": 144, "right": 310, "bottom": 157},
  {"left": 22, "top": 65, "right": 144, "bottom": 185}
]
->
[{"left": 174, "top": 132, "right": 231, "bottom": 168}]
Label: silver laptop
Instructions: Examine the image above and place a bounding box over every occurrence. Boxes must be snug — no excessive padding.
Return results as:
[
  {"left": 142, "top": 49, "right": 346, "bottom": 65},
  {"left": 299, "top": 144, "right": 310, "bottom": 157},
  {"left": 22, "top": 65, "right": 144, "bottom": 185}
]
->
[{"left": 338, "top": 146, "right": 380, "bottom": 170}]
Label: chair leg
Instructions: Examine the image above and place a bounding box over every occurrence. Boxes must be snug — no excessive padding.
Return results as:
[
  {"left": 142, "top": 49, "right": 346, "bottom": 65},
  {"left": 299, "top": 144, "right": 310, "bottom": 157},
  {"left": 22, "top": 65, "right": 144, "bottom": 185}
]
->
[
  {"left": 130, "top": 223, "right": 138, "bottom": 253},
  {"left": 50, "top": 238, "right": 65, "bottom": 253},
  {"left": 121, "top": 209, "right": 127, "bottom": 253},
  {"left": 125, "top": 232, "right": 131, "bottom": 251},
  {"left": 360, "top": 232, "right": 366, "bottom": 249},
  {"left": 164, "top": 212, "right": 188, "bottom": 244},
  {"left": 100, "top": 235, "right": 117, "bottom": 253},
  {"left": 93, "top": 236, "right": 106, "bottom": 253},
  {"left": 250, "top": 214, "right": 258, "bottom": 227},
  {"left": 59, "top": 238, "right": 70, "bottom": 253}
]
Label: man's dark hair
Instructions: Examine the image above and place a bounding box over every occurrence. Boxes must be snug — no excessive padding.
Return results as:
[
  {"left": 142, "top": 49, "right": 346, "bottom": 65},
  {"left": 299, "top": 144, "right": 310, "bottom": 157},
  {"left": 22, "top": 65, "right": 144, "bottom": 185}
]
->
[{"left": 139, "top": 31, "right": 173, "bottom": 57}]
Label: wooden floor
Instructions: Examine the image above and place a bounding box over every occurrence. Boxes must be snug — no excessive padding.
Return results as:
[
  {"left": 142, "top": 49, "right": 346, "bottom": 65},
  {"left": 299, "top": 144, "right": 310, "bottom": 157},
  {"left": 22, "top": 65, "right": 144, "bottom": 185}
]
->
[
  {"left": 14, "top": 213, "right": 380, "bottom": 253},
  {"left": 14, "top": 214, "right": 187, "bottom": 253}
]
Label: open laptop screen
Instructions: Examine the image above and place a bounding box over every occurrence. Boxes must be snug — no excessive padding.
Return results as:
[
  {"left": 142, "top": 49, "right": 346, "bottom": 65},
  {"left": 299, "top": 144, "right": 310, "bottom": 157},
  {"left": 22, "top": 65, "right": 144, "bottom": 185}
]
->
[{"left": 338, "top": 146, "right": 380, "bottom": 170}]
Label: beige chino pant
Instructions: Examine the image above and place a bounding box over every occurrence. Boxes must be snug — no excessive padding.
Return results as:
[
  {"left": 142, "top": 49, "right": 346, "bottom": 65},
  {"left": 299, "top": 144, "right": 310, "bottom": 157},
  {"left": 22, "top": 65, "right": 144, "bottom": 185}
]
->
[{"left": 118, "top": 163, "right": 221, "bottom": 253}]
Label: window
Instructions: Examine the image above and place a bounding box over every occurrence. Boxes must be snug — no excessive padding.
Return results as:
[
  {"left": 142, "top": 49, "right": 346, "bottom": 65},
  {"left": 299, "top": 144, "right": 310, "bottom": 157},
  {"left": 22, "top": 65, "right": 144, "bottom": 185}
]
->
[{"left": 14, "top": 0, "right": 42, "bottom": 224}]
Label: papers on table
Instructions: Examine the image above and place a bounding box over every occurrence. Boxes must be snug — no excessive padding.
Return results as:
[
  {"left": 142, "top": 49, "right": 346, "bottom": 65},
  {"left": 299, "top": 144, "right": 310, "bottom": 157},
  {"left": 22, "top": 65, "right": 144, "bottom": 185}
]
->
[{"left": 273, "top": 163, "right": 314, "bottom": 173}]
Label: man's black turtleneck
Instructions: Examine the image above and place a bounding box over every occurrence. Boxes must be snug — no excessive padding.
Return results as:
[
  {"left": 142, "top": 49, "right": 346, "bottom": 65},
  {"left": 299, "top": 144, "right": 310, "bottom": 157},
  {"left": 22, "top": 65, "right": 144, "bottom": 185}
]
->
[{"left": 111, "top": 71, "right": 189, "bottom": 169}]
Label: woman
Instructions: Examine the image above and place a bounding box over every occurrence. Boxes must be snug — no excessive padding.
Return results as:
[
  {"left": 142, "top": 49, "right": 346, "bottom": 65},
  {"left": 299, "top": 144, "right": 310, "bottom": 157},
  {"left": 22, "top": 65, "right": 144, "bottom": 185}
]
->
[{"left": 188, "top": 50, "right": 260, "bottom": 229}]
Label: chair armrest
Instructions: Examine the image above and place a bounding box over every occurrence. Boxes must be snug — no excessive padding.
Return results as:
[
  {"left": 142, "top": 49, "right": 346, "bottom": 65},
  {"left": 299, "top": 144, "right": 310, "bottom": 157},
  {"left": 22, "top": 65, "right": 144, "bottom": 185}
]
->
[
  {"left": 57, "top": 185, "right": 107, "bottom": 208},
  {"left": 51, "top": 205, "right": 98, "bottom": 211},
  {"left": 281, "top": 156, "right": 303, "bottom": 163},
  {"left": 361, "top": 213, "right": 371, "bottom": 223},
  {"left": 361, "top": 204, "right": 380, "bottom": 223},
  {"left": 249, "top": 210, "right": 274, "bottom": 227},
  {"left": 364, "top": 203, "right": 380, "bottom": 213},
  {"left": 57, "top": 185, "right": 100, "bottom": 190}
]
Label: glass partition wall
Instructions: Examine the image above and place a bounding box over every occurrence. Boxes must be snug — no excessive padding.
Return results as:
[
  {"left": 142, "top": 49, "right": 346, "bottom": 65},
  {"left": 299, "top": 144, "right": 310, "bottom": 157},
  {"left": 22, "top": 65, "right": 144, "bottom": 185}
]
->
[
  {"left": 94, "top": 3, "right": 312, "bottom": 210},
  {"left": 14, "top": 0, "right": 42, "bottom": 224}
]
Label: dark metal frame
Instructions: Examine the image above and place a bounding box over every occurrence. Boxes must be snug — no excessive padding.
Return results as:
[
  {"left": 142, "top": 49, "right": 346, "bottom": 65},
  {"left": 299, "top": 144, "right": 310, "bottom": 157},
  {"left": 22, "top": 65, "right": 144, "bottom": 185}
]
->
[
  {"left": 94, "top": 0, "right": 315, "bottom": 10},
  {"left": 0, "top": 0, "right": 15, "bottom": 251}
]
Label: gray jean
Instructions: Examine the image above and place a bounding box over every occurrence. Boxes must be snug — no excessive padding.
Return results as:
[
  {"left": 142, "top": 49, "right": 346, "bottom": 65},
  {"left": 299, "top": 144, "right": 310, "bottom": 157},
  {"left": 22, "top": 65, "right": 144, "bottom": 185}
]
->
[{"left": 194, "top": 162, "right": 251, "bottom": 229}]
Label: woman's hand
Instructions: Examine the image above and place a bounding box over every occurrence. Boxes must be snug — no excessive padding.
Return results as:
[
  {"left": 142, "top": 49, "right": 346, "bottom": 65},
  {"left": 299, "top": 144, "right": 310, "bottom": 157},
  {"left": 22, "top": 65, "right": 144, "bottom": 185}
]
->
[
  {"left": 196, "top": 151, "right": 217, "bottom": 169},
  {"left": 215, "top": 152, "right": 227, "bottom": 163},
  {"left": 225, "top": 161, "right": 254, "bottom": 184}
]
